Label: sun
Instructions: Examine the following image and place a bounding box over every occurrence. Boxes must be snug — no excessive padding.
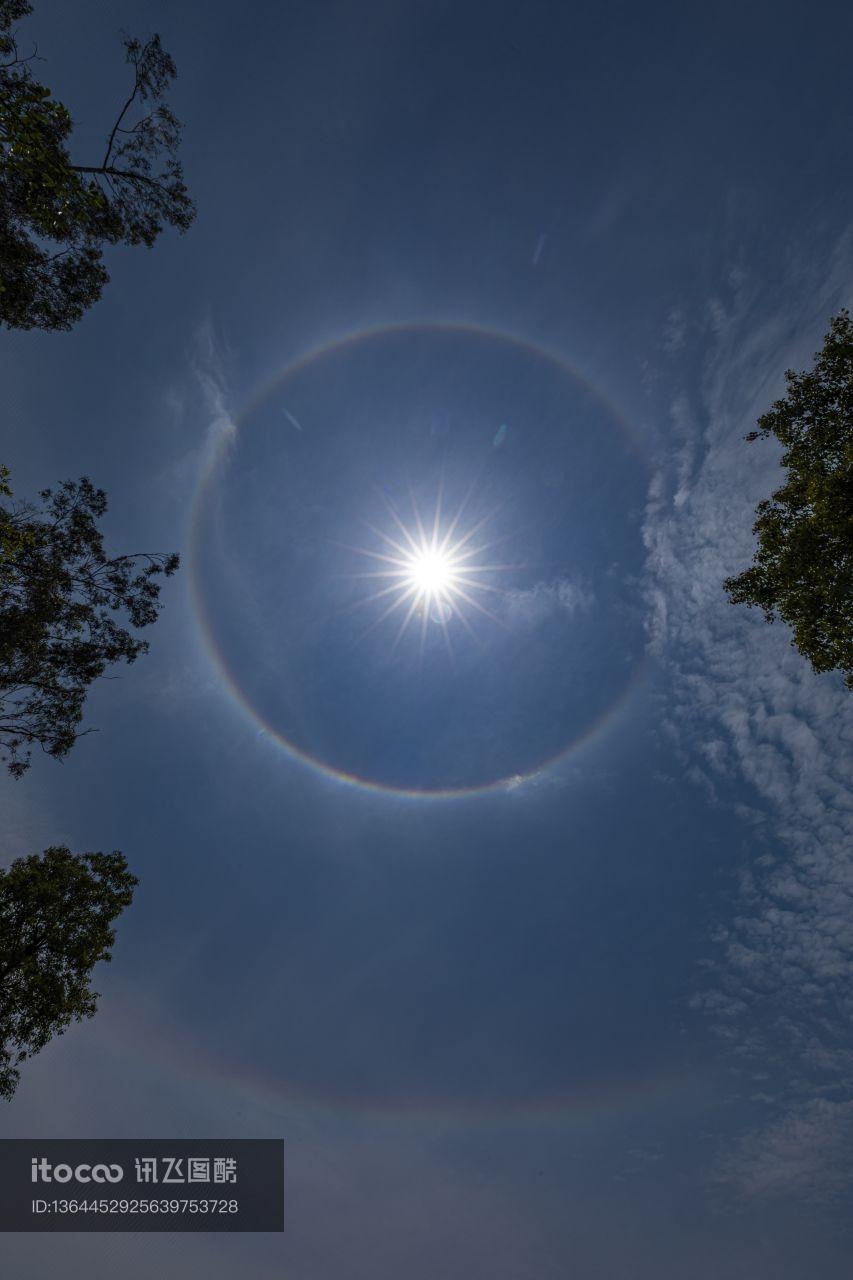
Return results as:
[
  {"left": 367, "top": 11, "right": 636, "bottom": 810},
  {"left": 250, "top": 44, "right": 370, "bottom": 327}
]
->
[
  {"left": 406, "top": 546, "right": 458, "bottom": 602},
  {"left": 344, "top": 489, "right": 507, "bottom": 654}
]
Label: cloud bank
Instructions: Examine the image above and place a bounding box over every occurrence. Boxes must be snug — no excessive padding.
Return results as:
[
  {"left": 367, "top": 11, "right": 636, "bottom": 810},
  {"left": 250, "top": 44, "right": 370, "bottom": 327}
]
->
[{"left": 642, "top": 229, "right": 853, "bottom": 1198}]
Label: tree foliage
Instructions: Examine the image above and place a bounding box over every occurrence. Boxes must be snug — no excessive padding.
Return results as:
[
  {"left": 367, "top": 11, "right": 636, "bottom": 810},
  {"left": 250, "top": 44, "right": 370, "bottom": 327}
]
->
[
  {"left": 0, "top": 473, "right": 179, "bottom": 776},
  {"left": 0, "top": 845, "right": 136, "bottom": 1099},
  {"left": 0, "top": 0, "right": 194, "bottom": 330},
  {"left": 724, "top": 310, "right": 853, "bottom": 688}
]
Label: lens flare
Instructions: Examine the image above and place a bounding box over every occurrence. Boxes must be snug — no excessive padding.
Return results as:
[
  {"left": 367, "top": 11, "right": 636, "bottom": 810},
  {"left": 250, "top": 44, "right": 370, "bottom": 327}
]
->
[{"left": 345, "top": 490, "right": 507, "bottom": 655}]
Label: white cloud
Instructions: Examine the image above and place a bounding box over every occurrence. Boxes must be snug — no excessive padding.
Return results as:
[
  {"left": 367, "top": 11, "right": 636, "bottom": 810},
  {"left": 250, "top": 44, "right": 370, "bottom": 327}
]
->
[
  {"left": 192, "top": 318, "right": 238, "bottom": 455},
  {"left": 662, "top": 306, "right": 687, "bottom": 355},
  {"left": 501, "top": 577, "right": 593, "bottom": 627},
  {"left": 718, "top": 1099, "right": 853, "bottom": 1201},
  {"left": 156, "top": 318, "right": 238, "bottom": 495},
  {"left": 641, "top": 228, "right": 853, "bottom": 1196}
]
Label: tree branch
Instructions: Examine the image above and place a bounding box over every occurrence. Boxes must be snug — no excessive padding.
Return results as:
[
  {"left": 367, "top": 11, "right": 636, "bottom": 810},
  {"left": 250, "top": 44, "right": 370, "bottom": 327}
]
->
[
  {"left": 69, "top": 164, "right": 167, "bottom": 192},
  {"left": 100, "top": 64, "right": 142, "bottom": 169}
]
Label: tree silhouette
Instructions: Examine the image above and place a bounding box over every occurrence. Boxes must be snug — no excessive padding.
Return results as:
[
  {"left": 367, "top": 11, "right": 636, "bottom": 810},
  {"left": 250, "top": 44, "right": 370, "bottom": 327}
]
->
[
  {"left": 725, "top": 311, "right": 853, "bottom": 688},
  {"left": 0, "top": 846, "right": 136, "bottom": 1099},
  {"left": 0, "top": 472, "right": 179, "bottom": 776},
  {"left": 1, "top": 0, "right": 194, "bottom": 330}
]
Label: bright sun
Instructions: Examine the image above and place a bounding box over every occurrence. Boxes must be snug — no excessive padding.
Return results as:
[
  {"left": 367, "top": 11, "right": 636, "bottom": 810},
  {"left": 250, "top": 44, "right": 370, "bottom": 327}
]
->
[
  {"left": 406, "top": 547, "right": 457, "bottom": 601},
  {"left": 345, "top": 491, "right": 506, "bottom": 654}
]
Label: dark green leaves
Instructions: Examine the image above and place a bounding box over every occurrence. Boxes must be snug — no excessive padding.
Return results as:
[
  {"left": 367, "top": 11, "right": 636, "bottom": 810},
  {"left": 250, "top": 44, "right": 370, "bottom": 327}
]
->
[
  {"left": 0, "top": 846, "right": 137, "bottom": 1099},
  {"left": 724, "top": 311, "right": 853, "bottom": 689},
  {"left": 0, "top": 3, "right": 194, "bottom": 329},
  {"left": 0, "top": 473, "right": 179, "bottom": 776}
]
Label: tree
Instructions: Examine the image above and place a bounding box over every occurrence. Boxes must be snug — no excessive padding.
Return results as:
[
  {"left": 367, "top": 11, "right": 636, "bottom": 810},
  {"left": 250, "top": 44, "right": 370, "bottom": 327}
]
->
[
  {"left": 0, "top": 0, "right": 194, "bottom": 330},
  {"left": 724, "top": 310, "right": 853, "bottom": 689},
  {"left": 0, "top": 845, "right": 136, "bottom": 1099},
  {"left": 0, "top": 472, "right": 179, "bottom": 776}
]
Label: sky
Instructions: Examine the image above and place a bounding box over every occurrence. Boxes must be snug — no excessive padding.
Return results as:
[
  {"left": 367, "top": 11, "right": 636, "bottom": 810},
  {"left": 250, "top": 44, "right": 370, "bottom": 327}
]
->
[{"left": 1, "top": 0, "right": 852, "bottom": 1274}]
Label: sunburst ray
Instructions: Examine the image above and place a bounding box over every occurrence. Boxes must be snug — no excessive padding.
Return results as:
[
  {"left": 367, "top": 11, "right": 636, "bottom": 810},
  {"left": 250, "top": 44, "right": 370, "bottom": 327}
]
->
[{"left": 346, "top": 490, "right": 504, "bottom": 656}]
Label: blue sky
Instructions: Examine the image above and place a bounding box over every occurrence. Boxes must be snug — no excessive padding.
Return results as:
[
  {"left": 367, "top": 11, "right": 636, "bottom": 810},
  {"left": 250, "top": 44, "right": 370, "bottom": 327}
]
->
[{"left": 2, "top": 0, "right": 853, "bottom": 1274}]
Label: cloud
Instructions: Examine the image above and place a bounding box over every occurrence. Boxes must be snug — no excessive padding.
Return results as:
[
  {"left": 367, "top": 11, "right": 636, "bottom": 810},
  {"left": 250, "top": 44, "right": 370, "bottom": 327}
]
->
[
  {"left": 662, "top": 306, "right": 687, "bottom": 355},
  {"left": 501, "top": 577, "right": 593, "bottom": 628},
  {"left": 718, "top": 1099, "right": 853, "bottom": 1201},
  {"left": 156, "top": 318, "right": 238, "bottom": 495},
  {"left": 192, "top": 318, "right": 238, "bottom": 456},
  {"left": 641, "top": 227, "right": 853, "bottom": 1196}
]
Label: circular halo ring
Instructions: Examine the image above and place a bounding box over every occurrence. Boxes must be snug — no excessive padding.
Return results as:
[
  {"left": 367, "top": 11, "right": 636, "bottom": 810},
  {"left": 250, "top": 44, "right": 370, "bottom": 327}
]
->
[{"left": 188, "top": 321, "right": 650, "bottom": 800}]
